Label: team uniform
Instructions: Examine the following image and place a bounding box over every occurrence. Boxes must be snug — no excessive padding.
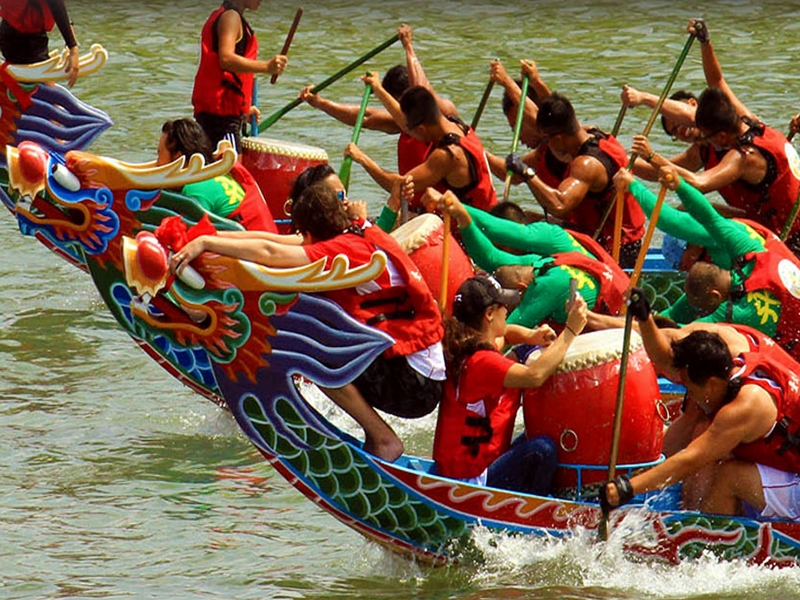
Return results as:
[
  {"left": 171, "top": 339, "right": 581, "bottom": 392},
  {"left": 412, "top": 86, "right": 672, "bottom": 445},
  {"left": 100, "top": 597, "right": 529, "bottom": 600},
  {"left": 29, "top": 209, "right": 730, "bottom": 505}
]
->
[
  {"left": 699, "top": 121, "right": 800, "bottom": 254},
  {"left": 459, "top": 219, "right": 628, "bottom": 329},
  {"left": 192, "top": 2, "right": 257, "bottom": 150},
  {"left": 431, "top": 117, "right": 498, "bottom": 212},
  {"left": 433, "top": 349, "right": 556, "bottom": 493},
  {"left": 727, "top": 325, "right": 800, "bottom": 520},
  {"left": 182, "top": 162, "right": 277, "bottom": 232},
  {"left": 534, "top": 129, "right": 645, "bottom": 267},
  {"left": 303, "top": 220, "right": 445, "bottom": 417}
]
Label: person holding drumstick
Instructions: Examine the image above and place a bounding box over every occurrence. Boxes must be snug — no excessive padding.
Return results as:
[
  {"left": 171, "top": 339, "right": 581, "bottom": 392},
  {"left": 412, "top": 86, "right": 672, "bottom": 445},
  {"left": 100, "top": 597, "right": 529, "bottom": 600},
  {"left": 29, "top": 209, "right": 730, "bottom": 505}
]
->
[
  {"left": 192, "top": 0, "right": 287, "bottom": 151},
  {"left": 432, "top": 275, "right": 587, "bottom": 494}
]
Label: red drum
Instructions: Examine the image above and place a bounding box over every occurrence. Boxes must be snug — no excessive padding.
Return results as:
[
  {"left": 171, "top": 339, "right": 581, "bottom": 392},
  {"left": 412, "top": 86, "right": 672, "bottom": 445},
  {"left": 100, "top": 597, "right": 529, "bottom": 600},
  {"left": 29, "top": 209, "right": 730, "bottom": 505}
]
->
[
  {"left": 523, "top": 329, "right": 665, "bottom": 490},
  {"left": 391, "top": 213, "right": 475, "bottom": 314},
  {"left": 240, "top": 137, "right": 329, "bottom": 232}
]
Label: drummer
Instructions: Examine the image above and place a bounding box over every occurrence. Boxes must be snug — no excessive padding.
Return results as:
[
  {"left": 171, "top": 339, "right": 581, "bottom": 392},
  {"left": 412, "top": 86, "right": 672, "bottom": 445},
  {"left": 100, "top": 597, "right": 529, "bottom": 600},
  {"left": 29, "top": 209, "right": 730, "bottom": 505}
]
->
[
  {"left": 156, "top": 118, "right": 277, "bottom": 232},
  {"left": 428, "top": 188, "right": 628, "bottom": 331},
  {"left": 191, "top": 0, "right": 288, "bottom": 151},
  {"left": 601, "top": 292, "right": 800, "bottom": 521},
  {"left": 612, "top": 165, "right": 800, "bottom": 363},
  {"left": 433, "top": 275, "right": 588, "bottom": 494},
  {"left": 169, "top": 178, "right": 445, "bottom": 463}
]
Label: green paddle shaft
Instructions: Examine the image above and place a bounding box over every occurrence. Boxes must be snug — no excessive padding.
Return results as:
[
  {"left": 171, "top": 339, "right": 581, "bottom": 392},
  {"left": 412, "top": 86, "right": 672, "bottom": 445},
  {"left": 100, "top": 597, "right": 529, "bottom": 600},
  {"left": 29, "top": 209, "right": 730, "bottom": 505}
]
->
[
  {"left": 781, "top": 187, "right": 800, "bottom": 240},
  {"left": 593, "top": 32, "right": 695, "bottom": 240},
  {"left": 471, "top": 79, "right": 495, "bottom": 131},
  {"left": 258, "top": 34, "right": 400, "bottom": 133},
  {"left": 611, "top": 101, "right": 627, "bottom": 137},
  {"left": 339, "top": 83, "right": 372, "bottom": 191},
  {"left": 502, "top": 74, "right": 530, "bottom": 201}
]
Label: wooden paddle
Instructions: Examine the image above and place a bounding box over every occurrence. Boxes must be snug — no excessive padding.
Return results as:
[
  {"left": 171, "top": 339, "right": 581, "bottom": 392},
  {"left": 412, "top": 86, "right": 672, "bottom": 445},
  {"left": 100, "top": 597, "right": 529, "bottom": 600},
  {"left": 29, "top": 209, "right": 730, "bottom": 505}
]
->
[
  {"left": 597, "top": 303, "right": 635, "bottom": 542},
  {"left": 440, "top": 212, "right": 452, "bottom": 313},
  {"left": 502, "top": 73, "right": 530, "bottom": 201},
  {"left": 593, "top": 32, "right": 696, "bottom": 253},
  {"left": 471, "top": 79, "right": 495, "bottom": 131},
  {"left": 339, "top": 82, "right": 372, "bottom": 192},
  {"left": 598, "top": 179, "right": 669, "bottom": 542},
  {"left": 258, "top": 33, "right": 400, "bottom": 133},
  {"left": 271, "top": 7, "right": 303, "bottom": 85}
]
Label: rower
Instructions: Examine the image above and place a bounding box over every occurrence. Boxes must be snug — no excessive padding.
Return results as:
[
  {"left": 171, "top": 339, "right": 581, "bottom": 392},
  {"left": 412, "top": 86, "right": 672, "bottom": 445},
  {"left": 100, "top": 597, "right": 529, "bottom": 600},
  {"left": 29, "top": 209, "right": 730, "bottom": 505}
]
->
[
  {"left": 156, "top": 118, "right": 277, "bottom": 233},
  {"left": 428, "top": 188, "right": 628, "bottom": 332},
  {"left": 298, "top": 24, "right": 456, "bottom": 217},
  {"left": 630, "top": 19, "right": 800, "bottom": 256},
  {"left": 602, "top": 291, "right": 800, "bottom": 522}
]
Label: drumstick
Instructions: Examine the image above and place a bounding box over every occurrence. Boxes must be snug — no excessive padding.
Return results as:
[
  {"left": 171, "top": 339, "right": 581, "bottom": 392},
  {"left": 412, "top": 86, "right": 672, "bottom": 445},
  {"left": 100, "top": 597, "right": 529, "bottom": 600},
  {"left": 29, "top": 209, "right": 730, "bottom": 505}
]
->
[{"left": 271, "top": 7, "right": 303, "bottom": 85}]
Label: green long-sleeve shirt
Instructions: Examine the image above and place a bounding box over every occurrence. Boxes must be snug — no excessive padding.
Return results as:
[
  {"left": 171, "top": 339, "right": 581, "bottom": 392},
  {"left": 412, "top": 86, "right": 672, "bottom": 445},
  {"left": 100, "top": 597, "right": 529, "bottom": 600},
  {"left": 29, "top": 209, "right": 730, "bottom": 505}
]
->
[
  {"left": 460, "top": 220, "right": 599, "bottom": 326},
  {"left": 465, "top": 205, "right": 592, "bottom": 257},
  {"left": 631, "top": 179, "right": 778, "bottom": 334}
]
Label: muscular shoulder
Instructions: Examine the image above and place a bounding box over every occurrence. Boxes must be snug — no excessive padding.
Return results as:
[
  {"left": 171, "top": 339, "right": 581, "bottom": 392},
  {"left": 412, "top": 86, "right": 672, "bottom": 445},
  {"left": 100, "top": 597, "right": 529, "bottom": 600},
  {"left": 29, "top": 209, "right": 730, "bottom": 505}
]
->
[{"left": 568, "top": 154, "right": 608, "bottom": 185}]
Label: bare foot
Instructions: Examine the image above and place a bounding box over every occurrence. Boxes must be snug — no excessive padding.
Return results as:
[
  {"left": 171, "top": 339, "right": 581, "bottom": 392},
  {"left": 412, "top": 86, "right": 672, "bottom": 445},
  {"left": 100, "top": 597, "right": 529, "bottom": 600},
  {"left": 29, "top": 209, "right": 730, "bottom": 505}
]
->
[{"left": 363, "top": 435, "right": 404, "bottom": 462}]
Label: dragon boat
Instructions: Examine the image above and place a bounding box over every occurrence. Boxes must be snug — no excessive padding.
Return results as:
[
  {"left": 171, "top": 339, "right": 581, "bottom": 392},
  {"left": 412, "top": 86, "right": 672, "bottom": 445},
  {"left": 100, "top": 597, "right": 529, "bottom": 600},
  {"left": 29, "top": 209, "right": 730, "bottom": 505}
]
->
[
  {"left": 5, "top": 137, "right": 800, "bottom": 568},
  {"left": 8, "top": 50, "right": 798, "bottom": 569}
]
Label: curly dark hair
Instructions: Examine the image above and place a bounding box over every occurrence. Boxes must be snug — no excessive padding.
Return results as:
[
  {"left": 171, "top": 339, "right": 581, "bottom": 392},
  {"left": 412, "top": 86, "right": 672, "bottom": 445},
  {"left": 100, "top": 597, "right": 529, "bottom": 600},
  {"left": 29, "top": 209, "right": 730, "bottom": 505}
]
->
[
  {"left": 443, "top": 317, "right": 494, "bottom": 383},
  {"left": 291, "top": 182, "right": 350, "bottom": 241},
  {"left": 161, "top": 118, "right": 214, "bottom": 162}
]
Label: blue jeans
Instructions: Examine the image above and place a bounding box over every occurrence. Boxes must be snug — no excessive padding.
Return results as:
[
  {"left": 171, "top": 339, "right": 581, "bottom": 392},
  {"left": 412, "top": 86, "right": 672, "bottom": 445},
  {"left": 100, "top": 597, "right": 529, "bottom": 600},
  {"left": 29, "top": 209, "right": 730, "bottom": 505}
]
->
[{"left": 486, "top": 434, "right": 557, "bottom": 496}]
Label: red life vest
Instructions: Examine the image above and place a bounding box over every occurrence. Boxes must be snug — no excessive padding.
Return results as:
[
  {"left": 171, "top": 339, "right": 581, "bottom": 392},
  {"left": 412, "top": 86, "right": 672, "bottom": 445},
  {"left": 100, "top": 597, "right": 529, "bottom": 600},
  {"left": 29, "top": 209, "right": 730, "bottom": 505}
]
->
[
  {"left": 725, "top": 326, "right": 800, "bottom": 474},
  {"left": 314, "top": 225, "right": 443, "bottom": 358},
  {"left": 0, "top": 0, "right": 54, "bottom": 33},
  {"left": 433, "top": 118, "right": 498, "bottom": 212},
  {"left": 534, "top": 130, "right": 644, "bottom": 251},
  {"left": 397, "top": 131, "right": 445, "bottom": 212},
  {"left": 701, "top": 124, "right": 800, "bottom": 239},
  {"left": 433, "top": 350, "right": 520, "bottom": 479},
  {"left": 227, "top": 162, "right": 277, "bottom": 233},
  {"left": 191, "top": 4, "right": 258, "bottom": 118},
  {"left": 737, "top": 250, "right": 800, "bottom": 361},
  {"left": 550, "top": 249, "right": 629, "bottom": 315}
]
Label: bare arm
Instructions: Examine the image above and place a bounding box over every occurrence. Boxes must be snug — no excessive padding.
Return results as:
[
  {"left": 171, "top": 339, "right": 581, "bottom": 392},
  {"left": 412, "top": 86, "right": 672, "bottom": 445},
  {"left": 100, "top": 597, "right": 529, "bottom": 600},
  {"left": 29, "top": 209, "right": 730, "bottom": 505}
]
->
[
  {"left": 399, "top": 24, "right": 458, "bottom": 118},
  {"left": 690, "top": 19, "right": 755, "bottom": 121},
  {"left": 216, "top": 230, "right": 305, "bottom": 245},
  {"left": 217, "top": 10, "right": 285, "bottom": 75},
  {"left": 299, "top": 87, "right": 400, "bottom": 133},
  {"left": 621, "top": 85, "right": 696, "bottom": 126},
  {"left": 170, "top": 234, "right": 310, "bottom": 272},
  {"left": 526, "top": 155, "right": 601, "bottom": 218},
  {"left": 503, "top": 296, "right": 588, "bottom": 388}
]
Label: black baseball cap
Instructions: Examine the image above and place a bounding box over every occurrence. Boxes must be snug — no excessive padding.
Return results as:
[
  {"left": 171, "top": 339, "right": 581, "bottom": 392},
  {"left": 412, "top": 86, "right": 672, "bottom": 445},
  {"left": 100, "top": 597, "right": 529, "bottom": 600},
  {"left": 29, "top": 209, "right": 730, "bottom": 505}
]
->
[{"left": 452, "top": 276, "right": 521, "bottom": 328}]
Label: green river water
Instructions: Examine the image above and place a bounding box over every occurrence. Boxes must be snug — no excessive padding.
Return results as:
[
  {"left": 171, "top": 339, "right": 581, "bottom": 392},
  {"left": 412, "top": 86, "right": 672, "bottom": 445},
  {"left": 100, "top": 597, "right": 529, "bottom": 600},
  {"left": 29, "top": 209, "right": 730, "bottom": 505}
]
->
[{"left": 3, "top": 1, "right": 800, "bottom": 598}]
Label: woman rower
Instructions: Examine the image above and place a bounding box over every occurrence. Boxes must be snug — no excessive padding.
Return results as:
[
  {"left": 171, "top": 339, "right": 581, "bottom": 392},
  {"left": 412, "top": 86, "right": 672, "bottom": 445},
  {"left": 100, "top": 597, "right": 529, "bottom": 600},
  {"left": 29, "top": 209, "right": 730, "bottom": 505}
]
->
[{"left": 432, "top": 275, "right": 587, "bottom": 494}]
